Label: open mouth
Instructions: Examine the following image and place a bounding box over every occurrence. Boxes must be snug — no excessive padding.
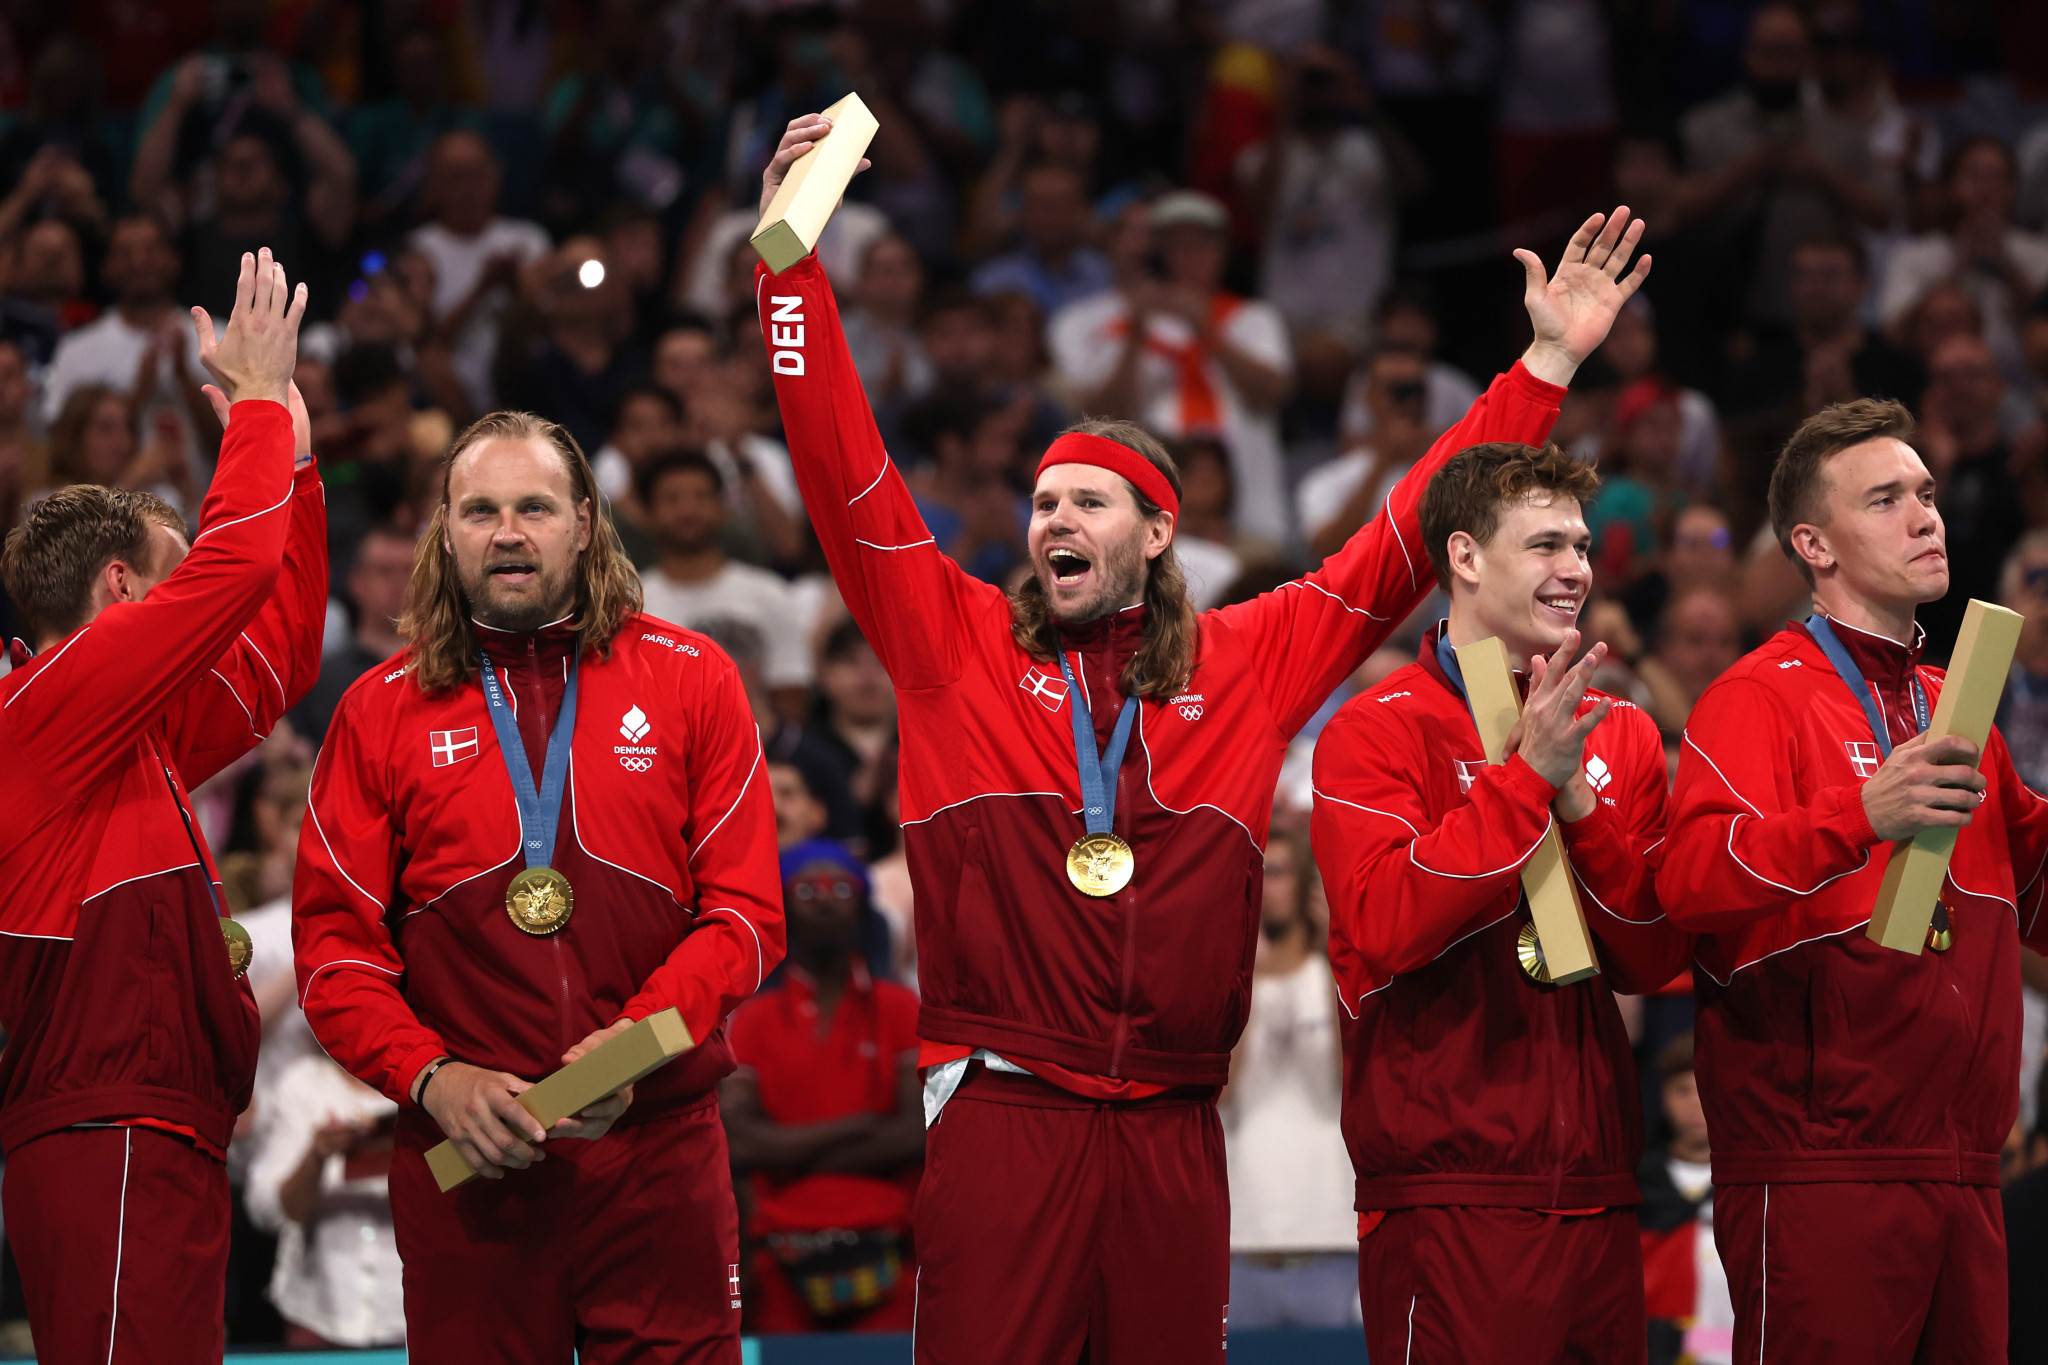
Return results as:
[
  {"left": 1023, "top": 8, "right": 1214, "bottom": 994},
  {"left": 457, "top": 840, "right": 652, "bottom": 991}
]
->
[
  {"left": 1536, "top": 593, "right": 1581, "bottom": 621},
  {"left": 1047, "top": 547, "right": 1092, "bottom": 587},
  {"left": 488, "top": 560, "right": 539, "bottom": 586}
]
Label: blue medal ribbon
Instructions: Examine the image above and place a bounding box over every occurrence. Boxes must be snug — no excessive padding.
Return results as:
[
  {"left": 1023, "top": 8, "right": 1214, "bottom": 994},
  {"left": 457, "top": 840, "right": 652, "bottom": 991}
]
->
[
  {"left": 1434, "top": 629, "right": 1467, "bottom": 699},
  {"left": 478, "top": 649, "right": 580, "bottom": 870},
  {"left": 1056, "top": 651, "right": 1140, "bottom": 837},
  {"left": 1805, "top": 614, "right": 1929, "bottom": 759}
]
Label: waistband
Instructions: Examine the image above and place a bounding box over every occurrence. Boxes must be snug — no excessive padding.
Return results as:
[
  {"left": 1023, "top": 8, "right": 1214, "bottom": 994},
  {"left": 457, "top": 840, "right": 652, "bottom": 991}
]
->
[
  {"left": 1710, "top": 1148, "right": 2002, "bottom": 1187},
  {"left": 952, "top": 1065, "right": 1216, "bottom": 1112}
]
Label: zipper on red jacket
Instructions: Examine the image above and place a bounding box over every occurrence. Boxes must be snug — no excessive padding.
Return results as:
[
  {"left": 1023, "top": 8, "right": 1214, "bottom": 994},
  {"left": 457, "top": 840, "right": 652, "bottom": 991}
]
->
[
  {"left": 1107, "top": 739, "right": 1140, "bottom": 1078},
  {"left": 523, "top": 633, "right": 578, "bottom": 1058}
]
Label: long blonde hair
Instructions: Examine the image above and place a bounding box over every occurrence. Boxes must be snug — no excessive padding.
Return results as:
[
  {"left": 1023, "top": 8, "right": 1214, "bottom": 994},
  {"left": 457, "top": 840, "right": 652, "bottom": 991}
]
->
[
  {"left": 399, "top": 411, "right": 643, "bottom": 694},
  {"left": 1008, "top": 418, "right": 1199, "bottom": 701}
]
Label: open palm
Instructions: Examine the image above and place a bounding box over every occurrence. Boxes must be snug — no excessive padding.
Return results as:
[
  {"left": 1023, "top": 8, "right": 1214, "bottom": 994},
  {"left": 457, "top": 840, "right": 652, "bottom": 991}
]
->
[{"left": 1518, "top": 208, "right": 1651, "bottom": 366}]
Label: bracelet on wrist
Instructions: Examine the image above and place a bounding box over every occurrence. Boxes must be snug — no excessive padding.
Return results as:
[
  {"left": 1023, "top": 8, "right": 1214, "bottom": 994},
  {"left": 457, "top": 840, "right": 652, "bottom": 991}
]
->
[{"left": 415, "top": 1056, "right": 452, "bottom": 1105}]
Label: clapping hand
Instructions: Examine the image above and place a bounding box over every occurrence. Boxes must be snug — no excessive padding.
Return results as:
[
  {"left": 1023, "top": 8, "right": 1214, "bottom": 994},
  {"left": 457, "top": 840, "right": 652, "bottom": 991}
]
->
[
  {"left": 1502, "top": 630, "right": 1612, "bottom": 796},
  {"left": 1516, "top": 208, "right": 1652, "bottom": 387}
]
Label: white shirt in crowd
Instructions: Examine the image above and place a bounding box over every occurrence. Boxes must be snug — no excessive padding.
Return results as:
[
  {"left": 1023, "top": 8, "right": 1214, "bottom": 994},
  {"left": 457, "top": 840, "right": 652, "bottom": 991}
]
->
[
  {"left": 39, "top": 310, "right": 214, "bottom": 464},
  {"left": 1878, "top": 226, "right": 2048, "bottom": 388},
  {"left": 1338, "top": 359, "right": 1482, "bottom": 445},
  {"left": 244, "top": 1055, "right": 405, "bottom": 1348},
  {"left": 1175, "top": 535, "right": 1243, "bottom": 613},
  {"left": 1222, "top": 954, "right": 1358, "bottom": 1254},
  {"left": 1669, "top": 1157, "right": 1736, "bottom": 1365},
  {"left": 408, "top": 216, "right": 553, "bottom": 415},
  {"left": 1240, "top": 128, "right": 1395, "bottom": 344},
  {"left": 640, "top": 560, "right": 816, "bottom": 689},
  {"left": 1295, "top": 446, "right": 1410, "bottom": 549},
  {"left": 1049, "top": 289, "right": 1295, "bottom": 547},
  {"left": 683, "top": 203, "right": 890, "bottom": 322}
]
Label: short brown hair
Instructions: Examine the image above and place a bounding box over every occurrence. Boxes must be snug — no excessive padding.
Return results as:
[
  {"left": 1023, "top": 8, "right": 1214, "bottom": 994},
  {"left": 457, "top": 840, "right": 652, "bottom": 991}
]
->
[
  {"left": 1419, "top": 441, "right": 1601, "bottom": 590},
  {"left": 2, "top": 485, "right": 184, "bottom": 643},
  {"left": 1767, "top": 398, "right": 1917, "bottom": 585},
  {"left": 1655, "top": 1031, "right": 1695, "bottom": 1082}
]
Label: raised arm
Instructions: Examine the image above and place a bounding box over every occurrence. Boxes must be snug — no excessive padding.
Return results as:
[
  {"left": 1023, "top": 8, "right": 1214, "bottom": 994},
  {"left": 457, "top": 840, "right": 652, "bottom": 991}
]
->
[
  {"left": 756, "top": 115, "right": 998, "bottom": 690},
  {"left": 5, "top": 251, "right": 308, "bottom": 796},
  {"left": 1211, "top": 208, "right": 1652, "bottom": 735},
  {"left": 164, "top": 382, "right": 329, "bottom": 785}
]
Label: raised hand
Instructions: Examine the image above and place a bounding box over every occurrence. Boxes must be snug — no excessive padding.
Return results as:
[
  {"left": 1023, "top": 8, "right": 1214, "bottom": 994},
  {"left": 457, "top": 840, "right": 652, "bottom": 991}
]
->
[
  {"left": 759, "top": 113, "right": 874, "bottom": 218},
  {"left": 1516, "top": 208, "right": 1652, "bottom": 387},
  {"left": 191, "top": 247, "right": 306, "bottom": 408},
  {"left": 201, "top": 377, "right": 314, "bottom": 467},
  {"left": 1502, "top": 630, "right": 1612, "bottom": 792}
]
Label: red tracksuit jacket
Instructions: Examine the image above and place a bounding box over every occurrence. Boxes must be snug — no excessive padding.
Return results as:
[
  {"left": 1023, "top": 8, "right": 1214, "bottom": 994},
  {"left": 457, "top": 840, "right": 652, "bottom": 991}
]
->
[
  {"left": 294, "top": 616, "right": 785, "bottom": 1118},
  {"left": 1311, "top": 629, "right": 1690, "bottom": 1209},
  {"left": 1659, "top": 618, "right": 2048, "bottom": 1188},
  {"left": 759, "top": 254, "right": 1566, "bottom": 1088},
  {"left": 0, "top": 403, "right": 325, "bottom": 1154}
]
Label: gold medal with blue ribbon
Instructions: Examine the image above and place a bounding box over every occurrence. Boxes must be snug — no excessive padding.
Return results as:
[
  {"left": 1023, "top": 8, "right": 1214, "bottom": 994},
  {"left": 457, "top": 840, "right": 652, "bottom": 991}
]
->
[{"left": 480, "top": 648, "right": 581, "bottom": 935}]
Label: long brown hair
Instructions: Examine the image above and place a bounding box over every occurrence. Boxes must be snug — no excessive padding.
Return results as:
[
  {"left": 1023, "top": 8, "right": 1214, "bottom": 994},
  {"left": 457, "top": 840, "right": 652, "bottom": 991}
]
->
[
  {"left": 400, "top": 410, "right": 643, "bottom": 694},
  {"left": 1009, "top": 417, "right": 1199, "bottom": 700}
]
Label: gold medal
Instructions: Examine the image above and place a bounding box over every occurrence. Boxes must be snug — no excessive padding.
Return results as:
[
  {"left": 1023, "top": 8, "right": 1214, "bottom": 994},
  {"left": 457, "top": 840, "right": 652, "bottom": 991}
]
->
[
  {"left": 221, "top": 917, "right": 253, "bottom": 979},
  {"left": 1517, "top": 921, "right": 1552, "bottom": 984},
  {"left": 506, "top": 867, "right": 575, "bottom": 935},
  {"left": 1928, "top": 900, "right": 1953, "bottom": 953},
  {"left": 1067, "top": 833, "right": 1135, "bottom": 898}
]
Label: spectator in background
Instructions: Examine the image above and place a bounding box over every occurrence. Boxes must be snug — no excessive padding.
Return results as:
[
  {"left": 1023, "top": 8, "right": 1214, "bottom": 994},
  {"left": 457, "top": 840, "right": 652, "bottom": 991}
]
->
[
  {"left": 597, "top": 202, "right": 670, "bottom": 351},
  {"left": 1638, "top": 588, "right": 1744, "bottom": 734},
  {"left": 840, "top": 234, "right": 934, "bottom": 440},
  {"left": 166, "top": 128, "right": 355, "bottom": 327},
  {"left": 1167, "top": 437, "right": 1246, "bottom": 612},
  {"left": 693, "top": 615, "right": 860, "bottom": 842},
  {"left": 1677, "top": 3, "right": 1894, "bottom": 329},
  {"left": 1625, "top": 502, "right": 1738, "bottom": 640},
  {"left": 1725, "top": 232, "right": 1925, "bottom": 419},
  {"left": 970, "top": 163, "right": 1111, "bottom": 317},
  {"left": 243, "top": 1053, "right": 404, "bottom": 1349},
  {"left": 769, "top": 760, "right": 831, "bottom": 851},
  {"left": 1881, "top": 137, "right": 2048, "bottom": 390},
  {"left": 40, "top": 214, "right": 218, "bottom": 462},
  {"left": 540, "top": 0, "right": 701, "bottom": 226},
  {"left": 1338, "top": 283, "right": 1480, "bottom": 442},
  {"left": 1052, "top": 189, "right": 1293, "bottom": 546},
  {"left": 1493, "top": 0, "right": 1617, "bottom": 225},
  {"left": 1223, "top": 830, "right": 1358, "bottom": 1329},
  {"left": 497, "top": 235, "right": 646, "bottom": 457},
  {"left": 899, "top": 393, "right": 1028, "bottom": 582},
  {"left": 407, "top": 130, "right": 551, "bottom": 416},
  {"left": 1637, "top": 1035, "right": 1733, "bottom": 1365},
  {"left": 813, "top": 620, "right": 897, "bottom": 839},
  {"left": 964, "top": 91, "right": 1103, "bottom": 258},
  {"left": 637, "top": 450, "right": 815, "bottom": 716},
  {"left": 1997, "top": 532, "right": 2048, "bottom": 794},
  {"left": 723, "top": 841, "right": 923, "bottom": 1332},
  {"left": 0, "top": 218, "right": 88, "bottom": 367},
  {"left": 40, "top": 384, "right": 196, "bottom": 522},
  {"left": 590, "top": 381, "right": 683, "bottom": 518},
  {"left": 1596, "top": 297, "right": 1720, "bottom": 499},
  {"left": 288, "top": 524, "right": 414, "bottom": 745},
  {"left": 346, "top": 23, "right": 485, "bottom": 230},
  {"left": 0, "top": 35, "right": 120, "bottom": 232},
  {"left": 1298, "top": 345, "right": 1435, "bottom": 561},
  {"left": 1239, "top": 45, "right": 1413, "bottom": 351},
  {"left": 653, "top": 321, "right": 721, "bottom": 412},
  {"left": 1586, "top": 377, "right": 1690, "bottom": 591},
  {"left": 0, "top": 340, "right": 46, "bottom": 528},
  {"left": 1917, "top": 332, "right": 2034, "bottom": 656},
  {"left": 0, "top": 148, "right": 105, "bottom": 294},
  {"left": 681, "top": 357, "right": 809, "bottom": 573},
  {"left": 218, "top": 756, "right": 311, "bottom": 915}
]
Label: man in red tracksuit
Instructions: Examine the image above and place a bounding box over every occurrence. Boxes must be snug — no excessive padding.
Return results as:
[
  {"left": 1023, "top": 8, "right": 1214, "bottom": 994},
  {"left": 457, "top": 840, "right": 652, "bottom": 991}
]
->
[
  {"left": 294, "top": 409, "right": 784, "bottom": 1364},
  {"left": 0, "top": 250, "right": 323, "bottom": 1365},
  {"left": 1311, "top": 440, "right": 1690, "bottom": 1362},
  {"left": 758, "top": 111, "right": 1651, "bottom": 1363},
  {"left": 1658, "top": 397, "right": 2048, "bottom": 1363}
]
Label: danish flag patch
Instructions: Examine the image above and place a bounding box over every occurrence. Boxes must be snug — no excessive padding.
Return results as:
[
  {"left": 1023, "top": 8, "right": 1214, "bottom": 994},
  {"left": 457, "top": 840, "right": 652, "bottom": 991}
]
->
[
  {"left": 1845, "top": 741, "right": 1881, "bottom": 779},
  {"left": 1455, "top": 758, "right": 1486, "bottom": 794},
  {"left": 1019, "top": 667, "right": 1069, "bottom": 712},
  {"left": 430, "top": 727, "right": 479, "bottom": 767}
]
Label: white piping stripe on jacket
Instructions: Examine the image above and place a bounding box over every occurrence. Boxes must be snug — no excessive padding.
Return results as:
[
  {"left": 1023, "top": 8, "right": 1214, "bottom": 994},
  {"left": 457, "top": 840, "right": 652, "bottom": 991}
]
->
[
  {"left": 854, "top": 536, "right": 937, "bottom": 552},
  {"left": 105, "top": 1129, "right": 132, "bottom": 1365},
  {"left": 210, "top": 669, "right": 261, "bottom": 739},
  {"left": 2, "top": 627, "right": 89, "bottom": 708},
  {"left": 702, "top": 906, "right": 766, "bottom": 990}
]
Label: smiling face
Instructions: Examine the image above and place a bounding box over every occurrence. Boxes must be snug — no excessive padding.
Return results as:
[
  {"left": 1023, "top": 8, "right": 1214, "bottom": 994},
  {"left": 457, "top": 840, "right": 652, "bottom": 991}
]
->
[
  {"left": 1028, "top": 462, "right": 1173, "bottom": 624},
  {"left": 443, "top": 435, "right": 593, "bottom": 631},
  {"left": 1447, "top": 492, "right": 1593, "bottom": 662},
  {"left": 1794, "top": 436, "right": 1948, "bottom": 612}
]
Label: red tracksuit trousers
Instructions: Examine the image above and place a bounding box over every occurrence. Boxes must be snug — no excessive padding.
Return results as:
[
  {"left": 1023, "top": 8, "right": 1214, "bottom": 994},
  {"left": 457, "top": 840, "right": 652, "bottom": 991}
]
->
[
  {"left": 390, "top": 1093, "right": 742, "bottom": 1365},
  {"left": 1714, "top": 1182, "right": 2006, "bottom": 1363},
  {"left": 910, "top": 1068, "right": 1229, "bottom": 1365},
  {"left": 1357, "top": 1206, "right": 1645, "bottom": 1364},
  {"left": 3, "top": 1127, "right": 229, "bottom": 1365}
]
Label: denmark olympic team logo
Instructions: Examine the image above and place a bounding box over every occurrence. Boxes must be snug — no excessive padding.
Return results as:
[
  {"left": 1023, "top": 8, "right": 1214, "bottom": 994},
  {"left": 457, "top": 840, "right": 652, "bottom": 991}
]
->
[
  {"left": 1171, "top": 692, "right": 1205, "bottom": 721},
  {"left": 616, "top": 704, "right": 658, "bottom": 771},
  {"left": 1179, "top": 704, "right": 1203, "bottom": 720}
]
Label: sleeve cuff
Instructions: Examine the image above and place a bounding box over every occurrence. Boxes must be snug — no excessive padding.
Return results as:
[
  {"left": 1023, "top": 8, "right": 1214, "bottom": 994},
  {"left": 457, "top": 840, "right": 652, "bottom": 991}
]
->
[
  {"left": 396, "top": 1041, "right": 453, "bottom": 1108},
  {"left": 1500, "top": 753, "right": 1562, "bottom": 807},
  {"left": 1821, "top": 782, "right": 1880, "bottom": 850},
  {"left": 1559, "top": 795, "right": 1617, "bottom": 848},
  {"left": 1505, "top": 357, "right": 1570, "bottom": 402}
]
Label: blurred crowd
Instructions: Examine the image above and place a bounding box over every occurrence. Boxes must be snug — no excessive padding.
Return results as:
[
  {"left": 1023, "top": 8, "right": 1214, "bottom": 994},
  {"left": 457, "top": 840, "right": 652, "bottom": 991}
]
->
[{"left": 5, "top": 0, "right": 2048, "bottom": 1351}]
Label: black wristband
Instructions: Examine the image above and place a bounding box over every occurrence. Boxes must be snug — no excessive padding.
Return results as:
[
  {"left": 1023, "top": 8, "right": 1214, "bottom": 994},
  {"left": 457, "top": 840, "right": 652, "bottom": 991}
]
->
[{"left": 415, "top": 1056, "right": 452, "bottom": 1105}]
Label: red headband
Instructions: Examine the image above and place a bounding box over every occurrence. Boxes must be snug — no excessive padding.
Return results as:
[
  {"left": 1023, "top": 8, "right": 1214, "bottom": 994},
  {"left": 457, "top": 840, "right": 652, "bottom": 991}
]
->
[{"left": 1035, "top": 432, "right": 1181, "bottom": 520}]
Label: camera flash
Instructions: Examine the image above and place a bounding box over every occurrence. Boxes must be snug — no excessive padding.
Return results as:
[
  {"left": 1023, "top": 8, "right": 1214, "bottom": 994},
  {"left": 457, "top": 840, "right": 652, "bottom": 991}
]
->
[{"left": 578, "top": 259, "right": 606, "bottom": 289}]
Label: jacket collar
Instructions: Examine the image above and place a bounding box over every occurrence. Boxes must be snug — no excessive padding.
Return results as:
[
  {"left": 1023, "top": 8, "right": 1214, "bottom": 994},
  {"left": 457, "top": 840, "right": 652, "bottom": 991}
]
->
[
  {"left": 1802, "top": 613, "right": 1926, "bottom": 693},
  {"left": 472, "top": 614, "right": 580, "bottom": 667},
  {"left": 1054, "top": 600, "right": 1147, "bottom": 655}
]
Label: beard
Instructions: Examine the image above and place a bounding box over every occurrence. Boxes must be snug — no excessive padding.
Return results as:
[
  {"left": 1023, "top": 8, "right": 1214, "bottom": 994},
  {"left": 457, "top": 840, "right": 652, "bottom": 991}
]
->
[
  {"left": 1040, "top": 532, "right": 1150, "bottom": 625},
  {"left": 460, "top": 553, "right": 580, "bottom": 632}
]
